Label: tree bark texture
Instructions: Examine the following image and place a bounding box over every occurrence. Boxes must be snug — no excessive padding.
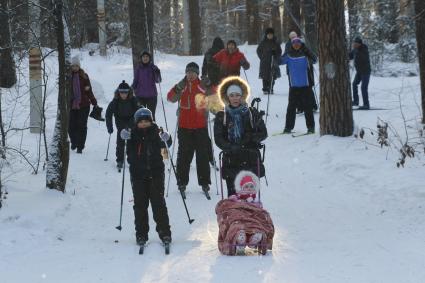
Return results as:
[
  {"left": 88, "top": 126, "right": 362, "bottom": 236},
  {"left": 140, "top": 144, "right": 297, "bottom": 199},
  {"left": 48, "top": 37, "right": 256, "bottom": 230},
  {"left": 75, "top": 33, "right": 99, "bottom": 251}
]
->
[
  {"left": 285, "top": 0, "right": 301, "bottom": 35},
  {"left": 347, "top": 0, "right": 359, "bottom": 43},
  {"left": 414, "top": 0, "right": 425, "bottom": 124},
  {"left": 0, "top": 0, "right": 17, "bottom": 88},
  {"left": 188, "top": 0, "right": 201, "bottom": 55},
  {"left": 46, "top": 0, "right": 71, "bottom": 192},
  {"left": 317, "top": 0, "right": 353, "bottom": 137},
  {"left": 128, "top": 0, "right": 150, "bottom": 69},
  {"left": 246, "top": 0, "right": 260, "bottom": 44},
  {"left": 303, "top": 0, "right": 317, "bottom": 53}
]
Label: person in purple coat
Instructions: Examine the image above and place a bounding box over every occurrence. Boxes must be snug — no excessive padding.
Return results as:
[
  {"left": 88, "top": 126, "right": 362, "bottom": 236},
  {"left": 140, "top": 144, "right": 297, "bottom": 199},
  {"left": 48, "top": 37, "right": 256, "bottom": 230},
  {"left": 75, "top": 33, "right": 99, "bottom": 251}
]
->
[{"left": 131, "top": 51, "right": 162, "bottom": 120}]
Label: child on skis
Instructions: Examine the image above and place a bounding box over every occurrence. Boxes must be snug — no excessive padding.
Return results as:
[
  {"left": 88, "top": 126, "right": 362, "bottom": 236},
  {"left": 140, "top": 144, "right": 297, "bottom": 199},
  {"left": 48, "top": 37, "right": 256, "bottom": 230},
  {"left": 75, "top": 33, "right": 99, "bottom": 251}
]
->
[
  {"left": 105, "top": 80, "right": 139, "bottom": 169},
  {"left": 216, "top": 170, "right": 274, "bottom": 255},
  {"left": 120, "top": 108, "right": 172, "bottom": 246}
]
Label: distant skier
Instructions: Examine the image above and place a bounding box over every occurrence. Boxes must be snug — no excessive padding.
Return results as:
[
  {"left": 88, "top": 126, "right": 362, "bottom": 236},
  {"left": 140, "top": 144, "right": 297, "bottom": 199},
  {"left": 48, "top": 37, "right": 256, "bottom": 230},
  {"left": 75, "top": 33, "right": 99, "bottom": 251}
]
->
[
  {"left": 280, "top": 37, "right": 317, "bottom": 134},
  {"left": 131, "top": 51, "right": 162, "bottom": 119},
  {"left": 214, "top": 76, "right": 267, "bottom": 197},
  {"left": 216, "top": 170, "right": 274, "bottom": 255},
  {"left": 69, "top": 56, "right": 100, "bottom": 154},
  {"left": 105, "top": 80, "right": 139, "bottom": 169},
  {"left": 213, "top": 40, "right": 250, "bottom": 82},
  {"left": 256, "top": 27, "right": 282, "bottom": 95},
  {"left": 167, "top": 62, "right": 212, "bottom": 198},
  {"left": 120, "top": 108, "right": 172, "bottom": 246},
  {"left": 202, "top": 37, "right": 225, "bottom": 86},
  {"left": 349, "top": 36, "right": 371, "bottom": 109}
]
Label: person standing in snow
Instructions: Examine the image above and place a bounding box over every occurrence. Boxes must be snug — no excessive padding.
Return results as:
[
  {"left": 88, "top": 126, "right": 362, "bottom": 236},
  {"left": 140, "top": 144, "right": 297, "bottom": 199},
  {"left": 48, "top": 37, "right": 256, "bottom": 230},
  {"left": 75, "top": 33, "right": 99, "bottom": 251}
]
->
[
  {"left": 280, "top": 37, "right": 316, "bottom": 134},
  {"left": 131, "top": 51, "right": 162, "bottom": 120},
  {"left": 69, "top": 56, "right": 99, "bottom": 154},
  {"left": 120, "top": 108, "right": 172, "bottom": 246},
  {"left": 202, "top": 37, "right": 225, "bottom": 86},
  {"left": 105, "top": 80, "right": 139, "bottom": 169},
  {"left": 256, "top": 27, "right": 282, "bottom": 95},
  {"left": 349, "top": 36, "right": 371, "bottom": 110},
  {"left": 214, "top": 76, "right": 267, "bottom": 197},
  {"left": 167, "top": 62, "right": 211, "bottom": 197},
  {"left": 213, "top": 40, "right": 250, "bottom": 82}
]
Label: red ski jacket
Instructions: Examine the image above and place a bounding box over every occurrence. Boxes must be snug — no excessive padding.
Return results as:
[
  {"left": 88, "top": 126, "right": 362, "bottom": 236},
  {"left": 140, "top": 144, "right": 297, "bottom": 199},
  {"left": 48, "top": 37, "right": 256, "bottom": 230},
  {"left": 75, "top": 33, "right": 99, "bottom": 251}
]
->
[{"left": 213, "top": 49, "right": 250, "bottom": 80}]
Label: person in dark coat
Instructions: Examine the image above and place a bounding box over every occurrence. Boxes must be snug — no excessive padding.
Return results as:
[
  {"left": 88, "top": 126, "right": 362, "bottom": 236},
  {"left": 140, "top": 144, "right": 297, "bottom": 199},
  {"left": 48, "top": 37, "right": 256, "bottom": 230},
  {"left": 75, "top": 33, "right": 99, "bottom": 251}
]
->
[
  {"left": 131, "top": 51, "right": 162, "bottom": 120},
  {"left": 213, "top": 40, "right": 250, "bottom": 82},
  {"left": 256, "top": 27, "right": 282, "bottom": 94},
  {"left": 280, "top": 37, "right": 316, "bottom": 134},
  {"left": 214, "top": 76, "right": 267, "bottom": 197},
  {"left": 69, "top": 56, "right": 99, "bottom": 154},
  {"left": 120, "top": 108, "right": 172, "bottom": 246},
  {"left": 105, "top": 80, "right": 139, "bottom": 169},
  {"left": 202, "top": 37, "right": 225, "bottom": 86},
  {"left": 167, "top": 62, "right": 211, "bottom": 196},
  {"left": 349, "top": 37, "right": 371, "bottom": 109}
]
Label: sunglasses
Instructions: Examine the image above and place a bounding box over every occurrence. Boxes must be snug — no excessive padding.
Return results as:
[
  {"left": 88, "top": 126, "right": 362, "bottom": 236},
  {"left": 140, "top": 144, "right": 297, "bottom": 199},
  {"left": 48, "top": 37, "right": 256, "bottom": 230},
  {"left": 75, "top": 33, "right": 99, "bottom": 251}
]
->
[{"left": 228, "top": 93, "right": 242, "bottom": 98}]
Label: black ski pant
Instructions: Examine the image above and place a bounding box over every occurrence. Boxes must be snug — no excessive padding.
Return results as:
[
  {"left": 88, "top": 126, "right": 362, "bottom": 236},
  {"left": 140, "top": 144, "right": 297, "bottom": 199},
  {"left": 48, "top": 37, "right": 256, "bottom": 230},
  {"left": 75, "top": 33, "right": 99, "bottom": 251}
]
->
[
  {"left": 115, "top": 127, "right": 125, "bottom": 163},
  {"left": 285, "top": 87, "right": 315, "bottom": 131},
  {"left": 262, "top": 78, "right": 275, "bottom": 93},
  {"left": 296, "top": 88, "right": 318, "bottom": 112},
  {"left": 137, "top": 96, "right": 158, "bottom": 121},
  {"left": 176, "top": 127, "right": 211, "bottom": 187},
  {"left": 131, "top": 171, "right": 171, "bottom": 241},
  {"left": 68, "top": 106, "right": 90, "bottom": 150}
]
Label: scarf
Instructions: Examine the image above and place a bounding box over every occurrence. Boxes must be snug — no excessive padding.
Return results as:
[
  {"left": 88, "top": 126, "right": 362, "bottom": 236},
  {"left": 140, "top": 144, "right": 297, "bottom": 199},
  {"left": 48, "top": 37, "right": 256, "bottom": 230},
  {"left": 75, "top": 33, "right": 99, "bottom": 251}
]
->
[
  {"left": 226, "top": 105, "right": 248, "bottom": 143},
  {"left": 72, "top": 72, "right": 82, "bottom": 110}
]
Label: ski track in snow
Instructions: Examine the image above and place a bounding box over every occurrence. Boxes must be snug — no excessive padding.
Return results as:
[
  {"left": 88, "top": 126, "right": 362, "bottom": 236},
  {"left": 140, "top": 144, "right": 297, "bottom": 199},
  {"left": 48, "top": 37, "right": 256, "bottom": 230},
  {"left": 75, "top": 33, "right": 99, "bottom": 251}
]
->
[{"left": 0, "top": 45, "right": 424, "bottom": 283}]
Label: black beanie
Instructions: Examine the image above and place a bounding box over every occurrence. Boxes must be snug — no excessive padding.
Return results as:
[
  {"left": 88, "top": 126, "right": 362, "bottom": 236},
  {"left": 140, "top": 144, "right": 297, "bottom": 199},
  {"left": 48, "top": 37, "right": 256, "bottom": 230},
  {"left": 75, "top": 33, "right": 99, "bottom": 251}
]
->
[
  {"left": 118, "top": 80, "right": 130, "bottom": 92},
  {"left": 140, "top": 50, "right": 151, "bottom": 58},
  {"left": 265, "top": 27, "right": 275, "bottom": 35},
  {"left": 353, "top": 37, "right": 363, "bottom": 44},
  {"left": 185, "top": 62, "right": 199, "bottom": 74},
  {"left": 227, "top": 40, "right": 237, "bottom": 47}
]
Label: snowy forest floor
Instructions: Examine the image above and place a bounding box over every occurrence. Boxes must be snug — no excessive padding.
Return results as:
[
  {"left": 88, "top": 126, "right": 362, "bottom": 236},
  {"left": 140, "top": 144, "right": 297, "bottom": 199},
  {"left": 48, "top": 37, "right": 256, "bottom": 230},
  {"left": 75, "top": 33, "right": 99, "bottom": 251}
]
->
[{"left": 1, "top": 45, "right": 424, "bottom": 283}]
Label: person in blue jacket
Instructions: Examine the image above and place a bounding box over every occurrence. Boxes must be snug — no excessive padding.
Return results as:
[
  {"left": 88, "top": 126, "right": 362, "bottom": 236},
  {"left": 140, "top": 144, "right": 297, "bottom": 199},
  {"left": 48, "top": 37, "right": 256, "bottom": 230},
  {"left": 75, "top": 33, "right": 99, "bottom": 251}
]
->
[{"left": 280, "top": 37, "right": 316, "bottom": 134}]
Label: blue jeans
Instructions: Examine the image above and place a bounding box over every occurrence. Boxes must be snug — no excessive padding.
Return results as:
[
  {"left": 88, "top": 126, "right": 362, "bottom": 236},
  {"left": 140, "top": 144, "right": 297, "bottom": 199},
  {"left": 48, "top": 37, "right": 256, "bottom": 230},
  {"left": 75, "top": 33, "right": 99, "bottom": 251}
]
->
[{"left": 352, "top": 72, "right": 370, "bottom": 107}]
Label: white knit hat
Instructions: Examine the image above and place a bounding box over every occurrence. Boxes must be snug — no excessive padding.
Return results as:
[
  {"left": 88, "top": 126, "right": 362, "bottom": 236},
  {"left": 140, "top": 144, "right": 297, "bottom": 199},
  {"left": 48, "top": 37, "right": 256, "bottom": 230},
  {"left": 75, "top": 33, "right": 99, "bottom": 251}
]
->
[
  {"left": 71, "top": 56, "right": 80, "bottom": 67},
  {"left": 226, "top": 84, "right": 243, "bottom": 96}
]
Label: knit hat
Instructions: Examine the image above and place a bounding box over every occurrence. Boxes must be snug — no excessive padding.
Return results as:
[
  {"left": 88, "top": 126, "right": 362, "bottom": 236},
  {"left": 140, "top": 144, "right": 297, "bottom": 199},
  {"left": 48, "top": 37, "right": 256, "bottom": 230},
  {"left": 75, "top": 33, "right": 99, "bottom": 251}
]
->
[
  {"left": 226, "top": 84, "right": 243, "bottom": 96},
  {"left": 289, "top": 31, "right": 298, "bottom": 39},
  {"left": 234, "top": 170, "right": 259, "bottom": 202},
  {"left": 140, "top": 50, "right": 151, "bottom": 58},
  {"left": 118, "top": 80, "right": 130, "bottom": 93},
  {"left": 291, "top": 37, "right": 302, "bottom": 45},
  {"left": 185, "top": 62, "right": 199, "bottom": 75},
  {"left": 134, "top": 107, "right": 153, "bottom": 123},
  {"left": 265, "top": 27, "right": 275, "bottom": 35},
  {"left": 227, "top": 40, "right": 237, "bottom": 47},
  {"left": 71, "top": 56, "right": 80, "bottom": 67},
  {"left": 353, "top": 36, "right": 363, "bottom": 44}
]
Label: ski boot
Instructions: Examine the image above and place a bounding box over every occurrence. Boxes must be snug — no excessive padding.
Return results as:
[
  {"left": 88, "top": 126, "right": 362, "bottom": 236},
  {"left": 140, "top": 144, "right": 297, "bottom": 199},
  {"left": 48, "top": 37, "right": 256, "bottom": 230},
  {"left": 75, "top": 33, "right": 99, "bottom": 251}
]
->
[
  {"left": 201, "top": 185, "right": 211, "bottom": 200},
  {"left": 117, "top": 161, "right": 123, "bottom": 172},
  {"left": 161, "top": 236, "right": 172, "bottom": 255},
  {"left": 178, "top": 185, "right": 186, "bottom": 199}
]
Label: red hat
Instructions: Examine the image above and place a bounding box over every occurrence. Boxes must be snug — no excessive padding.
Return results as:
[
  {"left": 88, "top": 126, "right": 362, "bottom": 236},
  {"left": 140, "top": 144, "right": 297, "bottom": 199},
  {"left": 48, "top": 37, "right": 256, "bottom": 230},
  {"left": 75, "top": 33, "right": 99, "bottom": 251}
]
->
[
  {"left": 234, "top": 170, "right": 259, "bottom": 200},
  {"left": 240, "top": 175, "right": 254, "bottom": 188}
]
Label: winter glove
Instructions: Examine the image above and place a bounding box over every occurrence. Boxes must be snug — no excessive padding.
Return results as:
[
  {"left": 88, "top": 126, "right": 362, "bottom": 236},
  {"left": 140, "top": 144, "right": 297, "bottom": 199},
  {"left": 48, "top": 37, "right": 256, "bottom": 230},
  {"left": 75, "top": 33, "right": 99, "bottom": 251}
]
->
[
  {"left": 200, "top": 76, "right": 211, "bottom": 88},
  {"left": 107, "top": 127, "right": 113, "bottom": 134},
  {"left": 240, "top": 59, "right": 250, "bottom": 70},
  {"left": 240, "top": 59, "right": 247, "bottom": 66},
  {"left": 174, "top": 77, "right": 186, "bottom": 93},
  {"left": 120, "top": 128, "right": 131, "bottom": 140},
  {"left": 153, "top": 65, "right": 162, "bottom": 83},
  {"left": 159, "top": 131, "right": 170, "bottom": 142}
]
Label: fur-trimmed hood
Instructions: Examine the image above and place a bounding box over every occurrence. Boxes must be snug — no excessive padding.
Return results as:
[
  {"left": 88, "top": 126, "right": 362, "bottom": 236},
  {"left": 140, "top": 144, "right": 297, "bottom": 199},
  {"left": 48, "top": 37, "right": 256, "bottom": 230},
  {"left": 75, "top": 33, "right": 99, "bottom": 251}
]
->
[{"left": 217, "top": 76, "right": 250, "bottom": 106}]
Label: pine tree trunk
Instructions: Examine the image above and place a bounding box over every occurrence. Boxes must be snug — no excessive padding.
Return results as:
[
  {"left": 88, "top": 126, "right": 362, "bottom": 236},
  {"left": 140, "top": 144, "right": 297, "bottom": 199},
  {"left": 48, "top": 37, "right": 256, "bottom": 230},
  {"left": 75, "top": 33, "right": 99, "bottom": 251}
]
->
[
  {"left": 246, "top": 0, "right": 260, "bottom": 44},
  {"left": 46, "top": 0, "right": 71, "bottom": 192},
  {"left": 188, "top": 0, "right": 201, "bottom": 55},
  {"left": 145, "top": 0, "right": 154, "bottom": 56},
  {"left": 347, "top": 0, "right": 359, "bottom": 43},
  {"left": 271, "top": 0, "right": 282, "bottom": 41},
  {"left": 285, "top": 0, "right": 301, "bottom": 35},
  {"left": 415, "top": 0, "right": 425, "bottom": 124},
  {"left": 172, "top": 0, "right": 180, "bottom": 52},
  {"left": 317, "top": 0, "right": 353, "bottom": 137},
  {"left": 0, "top": 0, "right": 17, "bottom": 88},
  {"left": 303, "top": 0, "right": 317, "bottom": 53},
  {"left": 128, "top": 0, "right": 149, "bottom": 69}
]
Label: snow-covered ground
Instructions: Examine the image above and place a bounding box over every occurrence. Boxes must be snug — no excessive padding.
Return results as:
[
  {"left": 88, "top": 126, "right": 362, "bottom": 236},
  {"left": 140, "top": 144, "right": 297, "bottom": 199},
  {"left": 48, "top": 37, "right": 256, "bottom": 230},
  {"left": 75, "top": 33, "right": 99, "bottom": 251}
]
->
[{"left": 1, "top": 45, "right": 424, "bottom": 283}]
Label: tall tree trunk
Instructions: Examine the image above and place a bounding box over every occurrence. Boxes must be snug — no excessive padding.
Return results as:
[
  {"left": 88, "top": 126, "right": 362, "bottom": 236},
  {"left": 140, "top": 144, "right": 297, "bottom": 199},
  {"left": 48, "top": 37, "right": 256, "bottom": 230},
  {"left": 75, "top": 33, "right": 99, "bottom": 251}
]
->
[
  {"left": 145, "top": 0, "right": 154, "bottom": 57},
  {"left": 285, "top": 0, "right": 301, "bottom": 35},
  {"left": 271, "top": 0, "right": 282, "bottom": 41},
  {"left": 347, "top": 0, "right": 359, "bottom": 43},
  {"left": 317, "top": 0, "right": 353, "bottom": 136},
  {"left": 128, "top": 0, "right": 149, "bottom": 69},
  {"left": 303, "top": 0, "right": 317, "bottom": 53},
  {"left": 246, "top": 0, "right": 260, "bottom": 44},
  {"left": 188, "top": 0, "right": 201, "bottom": 55},
  {"left": 97, "top": 0, "right": 107, "bottom": 56},
  {"left": 0, "top": 0, "right": 17, "bottom": 88},
  {"left": 415, "top": 0, "right": 425, "bottom": 124},
  {"left": 172, "top": 0, "right": 180, "bottom": 52},
  {"left": 46, "top": 0, "right": 71, "bottom": 192},
  {"left": 375, "top": 0, "right": 399, "bottom": 43}
]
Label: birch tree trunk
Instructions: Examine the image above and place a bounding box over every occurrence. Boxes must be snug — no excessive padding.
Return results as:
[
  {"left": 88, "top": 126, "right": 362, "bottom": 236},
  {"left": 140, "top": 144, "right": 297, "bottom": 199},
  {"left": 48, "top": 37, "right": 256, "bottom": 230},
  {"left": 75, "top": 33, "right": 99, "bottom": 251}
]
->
[{"left": 317, "top": 0, "right": 353, "bottom": 136}]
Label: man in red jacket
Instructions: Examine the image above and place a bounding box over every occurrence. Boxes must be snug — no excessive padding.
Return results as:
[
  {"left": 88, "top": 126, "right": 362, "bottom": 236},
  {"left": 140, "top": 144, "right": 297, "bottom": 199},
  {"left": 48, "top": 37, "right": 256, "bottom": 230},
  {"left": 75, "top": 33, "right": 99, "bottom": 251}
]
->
[
  {"left": 213, "top": 40, "right": 250, "bottom": 83},
  {"left": 167, "top": 62, "right": 211, "bottom": 198}
]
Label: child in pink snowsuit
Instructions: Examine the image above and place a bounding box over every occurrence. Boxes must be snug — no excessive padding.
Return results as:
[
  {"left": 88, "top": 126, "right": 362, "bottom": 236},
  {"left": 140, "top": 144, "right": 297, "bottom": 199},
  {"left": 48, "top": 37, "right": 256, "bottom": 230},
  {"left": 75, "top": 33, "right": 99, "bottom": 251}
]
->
[{"left": 215, "top": 171, "right": 274, "bottom": 255}]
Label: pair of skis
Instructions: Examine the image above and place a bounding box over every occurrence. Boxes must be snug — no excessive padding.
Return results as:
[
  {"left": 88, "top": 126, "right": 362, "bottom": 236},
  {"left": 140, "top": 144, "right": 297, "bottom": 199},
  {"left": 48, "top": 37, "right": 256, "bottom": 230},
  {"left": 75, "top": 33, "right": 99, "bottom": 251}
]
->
[
  {"left": 272, "top": 131, "right": 314, "bottom": 138},
  {"left": 138, "top": 241, "right": 170, "bottom": 255},
  {"left": 180, "top": 189, "right": 211, "bottom": 200}
]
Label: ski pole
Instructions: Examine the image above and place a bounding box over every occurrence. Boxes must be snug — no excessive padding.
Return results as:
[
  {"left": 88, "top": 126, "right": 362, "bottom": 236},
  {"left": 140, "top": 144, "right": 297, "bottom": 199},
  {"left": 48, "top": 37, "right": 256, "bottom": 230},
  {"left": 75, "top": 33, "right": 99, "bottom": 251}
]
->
[
  {"left": 104, "top": 133, "right": 111, "bottom": 161},
  {"left": 158, "top": 82, "right": 169, "bottom": 132},
  {"left": 207, "top": 113, "right": 219, "bottom": 195},
  {"left": 219, "top": 151, "right": 224, "bottom": 200},
  {"left": 161, "top": 131, "right": 194, "bottom": 224},
  {"left": 116, "top": 139, "right": 126, "bottom": 231},
  {"left": 166, "top": 117, "right": 179, "bottom": 197},
  {"left": 265, "top": 56, "right": 274, "bottom": 125},
  {"left": 242, "top": 68, "right": 250, "bottom": 85}
]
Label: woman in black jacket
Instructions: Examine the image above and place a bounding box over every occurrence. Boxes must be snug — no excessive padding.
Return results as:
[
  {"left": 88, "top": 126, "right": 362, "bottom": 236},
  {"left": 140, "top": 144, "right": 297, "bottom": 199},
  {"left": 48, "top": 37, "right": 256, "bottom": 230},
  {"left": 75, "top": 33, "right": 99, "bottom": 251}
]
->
[{"left": 214, "top": 76, "right": 268, "bottom": 197}]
